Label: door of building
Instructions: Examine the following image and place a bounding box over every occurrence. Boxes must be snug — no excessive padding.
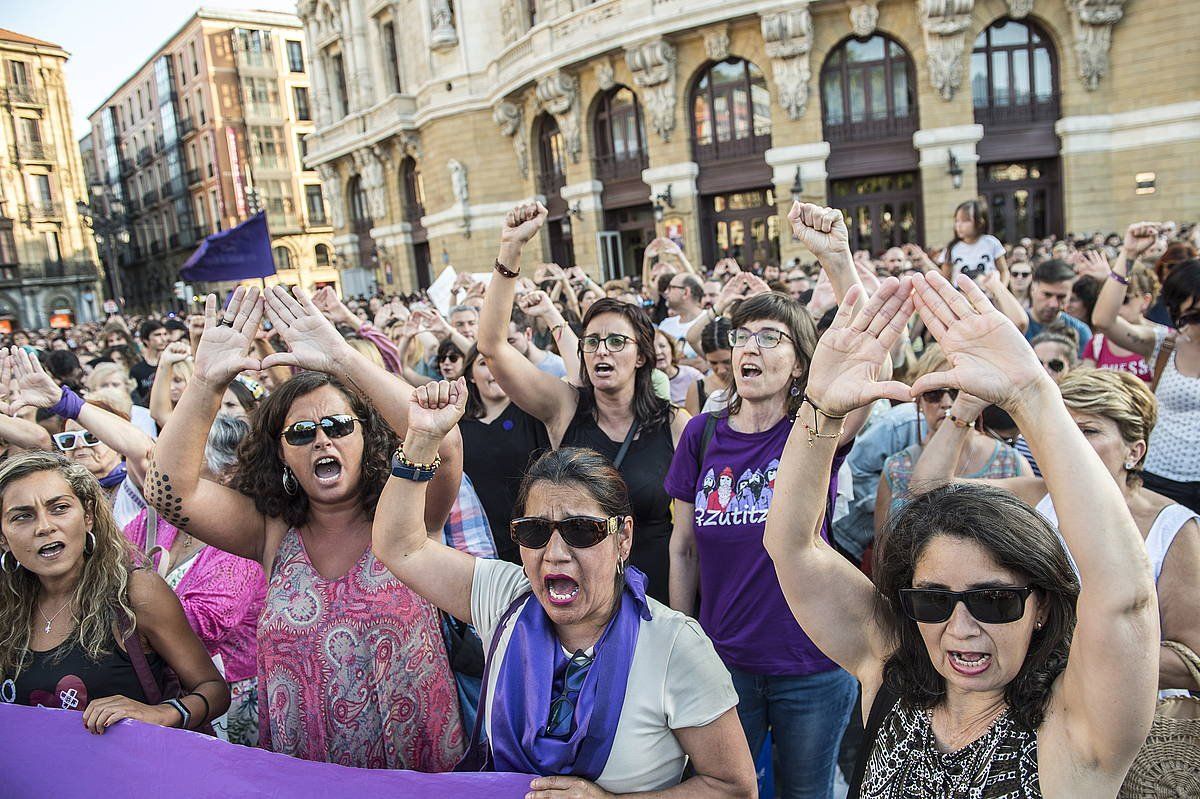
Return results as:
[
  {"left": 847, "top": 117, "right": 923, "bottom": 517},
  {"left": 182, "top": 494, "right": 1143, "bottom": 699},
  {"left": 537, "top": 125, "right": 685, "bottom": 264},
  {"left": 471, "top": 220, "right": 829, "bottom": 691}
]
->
[
  {"left": 413, "top": 242, "right": 432, "bottom": 289},
  {"left": 977, "top": 159, "right": 1062, "bottom": 243},
  {"left": 602, "top": 205, "right": 655, "bottom": 279},
  {"left": 828, "top": 172, "right": 922, "bottom": 255},
  {"left": 702, "top": 188, "right": 780, "bottom": 268}
]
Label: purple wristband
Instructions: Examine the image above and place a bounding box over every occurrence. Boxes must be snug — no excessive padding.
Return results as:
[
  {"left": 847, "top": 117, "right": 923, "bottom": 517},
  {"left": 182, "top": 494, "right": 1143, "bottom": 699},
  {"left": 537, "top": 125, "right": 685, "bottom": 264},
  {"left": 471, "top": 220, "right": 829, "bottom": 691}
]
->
[
  {"left": 49, "top": 386, "right": 86, "bottom": 420},
  {"left": 1108, "top": 270, "right": 1129, "bottom": 286}
]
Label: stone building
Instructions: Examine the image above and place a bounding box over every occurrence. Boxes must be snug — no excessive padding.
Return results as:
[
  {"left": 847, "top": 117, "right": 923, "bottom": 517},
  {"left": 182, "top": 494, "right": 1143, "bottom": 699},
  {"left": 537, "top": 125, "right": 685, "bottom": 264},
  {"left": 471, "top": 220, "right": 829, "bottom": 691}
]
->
[
  {"left": 0, "top": 29, "right": 102, "bottom": 329},
  {"left": 300, "top": 0, "right": 1199, "bottom": 293},
  {"left": 83, "top": 9, "right": 336, "bottom": 312}
]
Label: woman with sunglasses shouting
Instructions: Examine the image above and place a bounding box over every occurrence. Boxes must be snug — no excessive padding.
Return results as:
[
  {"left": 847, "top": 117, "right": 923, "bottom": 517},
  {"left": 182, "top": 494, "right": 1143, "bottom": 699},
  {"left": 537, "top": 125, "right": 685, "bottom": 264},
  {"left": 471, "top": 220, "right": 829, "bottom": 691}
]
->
[
  {"left": 478, "top": 203, "right": 690, "bottom": 603},
  {"left": 142, "top": 285, "right": 465, "bottom": 770},
  {"left": 765, "top": 273, "right": 1158, "bottom": 798},
  {"left": 372, "top": 377, "right": 757, "bottom": 797}
]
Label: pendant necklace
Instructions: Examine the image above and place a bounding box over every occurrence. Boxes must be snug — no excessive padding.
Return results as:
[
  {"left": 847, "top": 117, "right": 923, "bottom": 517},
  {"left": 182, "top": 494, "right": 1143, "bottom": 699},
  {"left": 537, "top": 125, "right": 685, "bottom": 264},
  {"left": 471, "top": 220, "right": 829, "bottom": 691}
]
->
[{"left": 40, "top": 598, "right": 72, "bottom": 634}]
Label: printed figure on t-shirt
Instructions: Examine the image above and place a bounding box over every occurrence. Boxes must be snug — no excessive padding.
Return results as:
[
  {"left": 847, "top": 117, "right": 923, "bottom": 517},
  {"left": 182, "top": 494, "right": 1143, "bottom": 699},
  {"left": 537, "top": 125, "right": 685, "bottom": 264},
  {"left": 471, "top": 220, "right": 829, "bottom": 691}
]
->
[
  {"left": 761, "top": 459, "right": 780, "bottom": 508},
  {"left": 707, "top": 467, "right": 735, "bottom": 511},
  {"left": 696, "top": 469, "right": 716, "bottom": 508}
]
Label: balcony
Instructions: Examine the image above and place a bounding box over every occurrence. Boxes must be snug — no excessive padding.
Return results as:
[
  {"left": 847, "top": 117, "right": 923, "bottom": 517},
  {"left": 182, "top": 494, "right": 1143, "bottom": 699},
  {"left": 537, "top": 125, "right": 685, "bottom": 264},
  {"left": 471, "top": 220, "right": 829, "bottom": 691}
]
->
[
  {"left": 178, "top": 117, "right": 196, "bottom": 137},
  {"left": 21, "top": 201, "right": 62, "bottom": 221},
  {"left": 137, "top": 147, "right": 152, "bottom": 166},
  {"left": 6, "top": 84, "right": 45, "bottom": 105},
  {"left": 185, "top": 168, "right": 201, "bottom": 185},
  {"left": 824, "top": 114, "right": 917, "bottom": 146},
  {"left": 12, "top": 142, "right": 55, "bottom": 162},
  {"left": 142, "top": 189, "right": 159, "bottom": 208},
  {"left": 594, "top": 151, "right": 648, "bottom": 182},
  {"left": 974, "top": 94, "right": 1060, "bottom": 128},
  {"left": 41, "top": 259, "right": 98, "bottom": 280},
  {"left": 243, "top": 102, "right": 282, "bottom": 121}
]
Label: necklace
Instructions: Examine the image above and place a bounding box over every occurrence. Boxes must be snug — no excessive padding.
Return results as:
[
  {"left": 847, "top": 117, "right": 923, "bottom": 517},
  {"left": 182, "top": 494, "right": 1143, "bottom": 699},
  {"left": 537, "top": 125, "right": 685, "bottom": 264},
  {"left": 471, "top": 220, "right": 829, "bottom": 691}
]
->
[{"left": 39, "top": 598, "right": 73, "bottom": 634}]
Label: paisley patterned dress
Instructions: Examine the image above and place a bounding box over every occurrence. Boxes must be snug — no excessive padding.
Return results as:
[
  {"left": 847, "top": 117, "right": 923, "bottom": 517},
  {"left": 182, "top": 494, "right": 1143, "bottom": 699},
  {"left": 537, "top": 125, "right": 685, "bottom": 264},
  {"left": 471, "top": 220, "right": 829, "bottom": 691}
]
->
[{"left": 257, "top": 528, "right": 464, "bottom": 770}]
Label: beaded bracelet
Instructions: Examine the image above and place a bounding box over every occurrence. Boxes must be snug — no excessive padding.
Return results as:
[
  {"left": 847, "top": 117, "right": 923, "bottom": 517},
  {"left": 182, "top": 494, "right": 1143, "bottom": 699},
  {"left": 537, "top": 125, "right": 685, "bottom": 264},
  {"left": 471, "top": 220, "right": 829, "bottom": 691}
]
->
[
  {"left": 800, "top": 395, "right": 846, "bottom": 447},
  {"left": 494, "top": 259, "right": 519, "bottom": 279}
]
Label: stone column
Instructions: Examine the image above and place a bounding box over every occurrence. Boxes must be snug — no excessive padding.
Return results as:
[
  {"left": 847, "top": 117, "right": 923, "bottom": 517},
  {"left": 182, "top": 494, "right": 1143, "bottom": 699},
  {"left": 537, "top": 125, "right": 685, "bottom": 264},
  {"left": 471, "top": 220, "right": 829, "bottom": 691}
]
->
[
  {"left": 642, "top": 161, "right": 701, "bottom": 263},
  {"left": 560, "top": 179, "right": 604, "bottom": 275},
  {"left": 912, "top": 124, "right": 984, "bottom": 246},
  {"left": 765, "top": 142, "right": 831, "bottom": 264},
  {"left": 303, "top": 19, "right": 332, "bottom": 126}
]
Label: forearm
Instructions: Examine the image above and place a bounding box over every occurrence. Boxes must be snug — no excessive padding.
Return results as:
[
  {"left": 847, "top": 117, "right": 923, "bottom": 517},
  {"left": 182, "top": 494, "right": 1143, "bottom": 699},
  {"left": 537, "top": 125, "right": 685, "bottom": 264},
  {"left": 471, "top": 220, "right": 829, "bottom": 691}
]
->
[
  {"left": 423, "top": 426, "right": 463, "bottom": 533},
  {"left": 148, "top": 364, "right": 173, "bottom": 428},
  {"left": 1160, "top": 645, "right": 1200, "bottom": 691},
  {"left": 910, "top": 421, "right": 971, "bottom": 487},
  {"left": 254, "top": 339, "right": 293, "bottom": 387},
  {"left": 990, "top": 281, "right": 1029, "bottom": 333},
  {"left": 763, "top": 406, "right": 842, "bottom": 558},
  {"left": 148, "top": 378, "right": 224, "bottom": 503},
  {"left": 176, "top": 679, "right": 230, "bottom": 728},
  {"left": 78, "top": 404, "right": 154, "bottom": 485},
  {"left": 479, "top": 244, "right": 523, "bottom": 355},
  {"left": 376, "top": 430, "right": 440, "bottom": 558},
  {"left": 0, "top": 414, "right": 51, "bottom": 450},
  {"left": 621, "top": 774, "right": 754, "bottom": 799},
  {"left": 817, "top": 248, "right": 863, "bottom": 306},
  {"left": 1091, "top": 251, "right": 1126, "bottom": 332},
  {"left": 544, "top": 307, "right": 581, "bottom": 382},
  {"left": 668, "top": 546, "right": 699, "bottom": 617}
]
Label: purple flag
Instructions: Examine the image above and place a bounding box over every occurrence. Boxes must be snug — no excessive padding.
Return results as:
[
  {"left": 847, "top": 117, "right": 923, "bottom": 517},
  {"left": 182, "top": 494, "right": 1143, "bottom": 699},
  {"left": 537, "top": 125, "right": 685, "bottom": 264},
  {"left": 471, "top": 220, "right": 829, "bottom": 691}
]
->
[
  {"left": 180, "top": 212, "right": 277, "bottom": 282},
  {"left": 0, "top": 703, "right": 533, "bottom": 797}
]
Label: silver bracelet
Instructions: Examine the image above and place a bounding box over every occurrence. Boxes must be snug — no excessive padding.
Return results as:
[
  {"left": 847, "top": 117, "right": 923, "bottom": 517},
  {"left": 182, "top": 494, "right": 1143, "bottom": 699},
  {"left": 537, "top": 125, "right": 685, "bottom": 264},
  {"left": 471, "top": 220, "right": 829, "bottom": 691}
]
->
[{"left": 162, "top": 697, "right": 191, "bottom": 729}]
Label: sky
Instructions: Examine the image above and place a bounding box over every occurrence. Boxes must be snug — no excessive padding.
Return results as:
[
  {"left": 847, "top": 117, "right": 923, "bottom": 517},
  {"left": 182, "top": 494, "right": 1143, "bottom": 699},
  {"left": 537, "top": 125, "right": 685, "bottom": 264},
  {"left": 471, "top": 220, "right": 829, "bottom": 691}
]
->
[{"left": 3, "top": 0, "right": 298, "bottom": 140}]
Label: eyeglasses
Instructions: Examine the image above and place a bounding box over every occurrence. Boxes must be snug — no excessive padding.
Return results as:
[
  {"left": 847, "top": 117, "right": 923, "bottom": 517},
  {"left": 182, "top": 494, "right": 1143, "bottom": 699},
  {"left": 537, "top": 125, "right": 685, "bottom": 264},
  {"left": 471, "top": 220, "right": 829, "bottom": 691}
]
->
[
  {"left": 509, "top": 515, "right": 622, "bottom": 549},
  {"left": 899, "top": 586, "right": 1035, "bottom": 625},
  {"left": 920, "top": 388, "right": 959, "bottom": 404},
  {"left": 545, "top": 650, "right": 593, "bottom": 738},
  {"left": 729, "top": 328, "right": 794, "bottom": 349},
  {"left": 438, "top": 352, "right": 462, "bottom": 363},
  {"left": 580, "top": 333, "right": 634, "bottom": 353},
  {"left": 52, "top": 431, "right": 100, "bottom": 452},
  {"left": 1010, "top": 271, "right": 1032, "bottom": 279},
  {"left": 1040, "top": 358, "right": 1067, "bottom": 374},
  {"left": 281, "top": 414, "right": 361, "bottom": 446}
]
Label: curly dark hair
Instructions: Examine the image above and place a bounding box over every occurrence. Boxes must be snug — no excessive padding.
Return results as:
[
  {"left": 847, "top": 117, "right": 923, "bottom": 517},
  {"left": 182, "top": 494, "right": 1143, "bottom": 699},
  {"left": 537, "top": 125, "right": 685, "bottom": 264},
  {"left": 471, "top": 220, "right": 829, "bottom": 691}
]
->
[
  {"left": 576, "top": 298, "right": 673, "bottom": 431},
  {"left": 872, "top": 482, "right": 1078, "bottom": 731},
  {"left": 230, "top": 371, "right": 397, "bottom": 528}
]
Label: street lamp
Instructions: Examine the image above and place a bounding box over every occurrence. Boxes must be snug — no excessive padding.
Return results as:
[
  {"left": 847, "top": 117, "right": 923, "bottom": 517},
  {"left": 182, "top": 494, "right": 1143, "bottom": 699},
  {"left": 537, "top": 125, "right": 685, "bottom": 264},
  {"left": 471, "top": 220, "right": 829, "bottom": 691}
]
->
[
  {"left": 946, "top": 149, "right": 963, "bottom": 190},
  {"left": 77, "top": 196, "right": 128, "bottom": 309},
  {"left": 652, "top": 185, "right": 674, "bottom": 223}
]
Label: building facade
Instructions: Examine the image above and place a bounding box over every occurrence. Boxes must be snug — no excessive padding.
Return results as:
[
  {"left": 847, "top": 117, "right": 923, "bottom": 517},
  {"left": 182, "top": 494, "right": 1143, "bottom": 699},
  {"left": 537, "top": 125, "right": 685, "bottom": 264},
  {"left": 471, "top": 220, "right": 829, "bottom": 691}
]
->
[
  {"left": 0, "top": 29, "right": 102, "bottom": 329},
  {"left": 83, "top": 9, "right": 336, "bottom": 312},
  {"left": 299, "top": 0, "right": 1199, "bottom": 292}
]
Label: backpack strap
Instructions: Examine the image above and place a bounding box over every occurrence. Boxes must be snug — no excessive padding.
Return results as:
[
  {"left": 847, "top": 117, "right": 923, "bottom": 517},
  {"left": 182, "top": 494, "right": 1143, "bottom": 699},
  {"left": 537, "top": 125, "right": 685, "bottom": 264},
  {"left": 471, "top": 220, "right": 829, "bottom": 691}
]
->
[
  {"left": 143, "top": 506, "right": 169, "bottom": 580},
  {"left": 1151, "top": 330, "right": 1179, "bottom": 393},
  {"left": 457, "top": 591, "right": 529, "bottom": 771},
  {"left": 695, "top": 413, "right": 719, "bottom": 473},
  {"left": 116, "top": 608, "right": 163, "bottom": 705},
  {"left": 846, "top": 684, "right": 899, "bottom": 799}
]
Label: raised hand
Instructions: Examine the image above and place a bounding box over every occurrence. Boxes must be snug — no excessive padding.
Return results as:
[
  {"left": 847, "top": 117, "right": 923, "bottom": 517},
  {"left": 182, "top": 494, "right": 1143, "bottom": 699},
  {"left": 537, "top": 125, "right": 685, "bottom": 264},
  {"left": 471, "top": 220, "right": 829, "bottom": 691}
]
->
[
  {"left": 1123, "top": 222, "right": 1161, "bottom": 259},
  {"left": 853, "top": 260, "right": 882, "bottom": 297},
  {"left": 909, "top": 271, "right": 1052, "bottom": 413},
  {"left": 788, "top": 201, "right": 849, "bottom": 258},
  {"left": 806, "top": 270, "right": 836, "bottom": 316},
  {"left": 500, "top": 201, "right": 549, "bottom": 247},
  {"left": 805, "top": 278, "right": 915, "bottom": 416},
  {"left": 192, "top": 287, "right": 264, "bottom": 389},
  {"left": 160, "top": 340, "right": 192, "bottom": 366},
  {"left": 517, "top": 290, "right": 555, "bottom": 318},
  {"left": 311, "top": 285, "right": 359, "bottom": 329},
  {"left": 1077, "top": 249, "right": 1111, "bottom": 281},
  {"left": 407, "top": 377, "right": 467, "bottom": 442},
  {"left": 261, "top": 285, "right": 352, "bottom": 374},
  {"left": 8, "top": 347, "right": 63, "bottom": 412}
]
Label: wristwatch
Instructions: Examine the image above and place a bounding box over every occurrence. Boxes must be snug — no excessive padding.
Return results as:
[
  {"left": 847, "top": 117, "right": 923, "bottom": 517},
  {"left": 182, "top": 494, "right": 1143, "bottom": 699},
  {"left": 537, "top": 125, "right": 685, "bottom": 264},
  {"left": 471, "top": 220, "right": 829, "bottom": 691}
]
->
[
  {"left": 494, "top": 259, "right": 519, "bottom": 279},
  {"left": 390, "top": 446, "right": 441, "bottom": 482}
]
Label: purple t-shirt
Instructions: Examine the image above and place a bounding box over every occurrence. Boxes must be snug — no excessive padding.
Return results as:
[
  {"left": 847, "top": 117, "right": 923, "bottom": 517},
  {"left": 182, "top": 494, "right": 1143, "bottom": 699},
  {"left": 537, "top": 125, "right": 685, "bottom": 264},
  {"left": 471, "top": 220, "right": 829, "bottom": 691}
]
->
[{"left": 664, "top": 413, "right": 848, "bottom": 676}]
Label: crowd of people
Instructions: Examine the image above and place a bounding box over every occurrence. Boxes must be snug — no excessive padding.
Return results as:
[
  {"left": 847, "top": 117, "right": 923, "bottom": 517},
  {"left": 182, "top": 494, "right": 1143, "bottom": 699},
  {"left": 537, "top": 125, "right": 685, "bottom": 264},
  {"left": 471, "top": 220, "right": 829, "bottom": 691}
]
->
[{"left": 0, "top": 196, "right": 1197, "bottom": 799}]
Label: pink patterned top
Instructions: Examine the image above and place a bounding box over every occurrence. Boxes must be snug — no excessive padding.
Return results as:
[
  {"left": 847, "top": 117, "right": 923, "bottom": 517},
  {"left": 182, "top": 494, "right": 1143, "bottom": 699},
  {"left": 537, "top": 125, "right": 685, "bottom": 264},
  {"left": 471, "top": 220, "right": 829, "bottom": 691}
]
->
[
  {"left": 123, "top": 509, "right": 265, "bottom": 683},
  {"left": 257, "top": 528, "right": 464, "bottom": 770}
]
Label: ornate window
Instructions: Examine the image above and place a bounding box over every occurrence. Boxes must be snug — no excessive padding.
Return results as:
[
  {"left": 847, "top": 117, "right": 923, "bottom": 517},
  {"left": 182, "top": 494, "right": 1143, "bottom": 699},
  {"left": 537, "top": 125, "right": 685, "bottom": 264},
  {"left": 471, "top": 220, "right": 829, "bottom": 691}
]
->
[
  {"left": 401, "top": 158, "right": 426, "bottom": 223},
  {"left": 315, "top": 243, "right": 332, "bottom": 266},
  {"left": 593, "top": 87, "right": 648, "bottom": 181},
  {"left": 821, "top": 35, "right": 916, "bottom": 144},
  {"left": 535, "top": 113, "right": 566, "bottom": 197},
  {"left": 691, "top": 58, "right": 771, "bottom": 163},
  {"left": 273, "top": 246, "right": 293, "bottom": 270},
  {"left": 347, "top": 175, "right": 369, "bottom": 223},
  {"left": 971, "top": 19, "right": 1058, "bottom": 125}
]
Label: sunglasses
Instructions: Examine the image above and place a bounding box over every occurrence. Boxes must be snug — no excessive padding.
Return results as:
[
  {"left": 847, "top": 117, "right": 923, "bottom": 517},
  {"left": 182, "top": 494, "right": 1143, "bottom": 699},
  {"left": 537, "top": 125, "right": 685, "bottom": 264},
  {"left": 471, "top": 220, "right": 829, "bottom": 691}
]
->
[
  {"left": 439, "top": 352, "right": 462, "bottom": 363},
  {"left": 900, "top": 587, "right": 1035, "bottom": 625},
  {"left": 1040, "top": 358, "right": 1066, "bottom": 374},
  {"left": 52, "top": 431, "right": 101, "bottom": 452},
  {"left": 1010, "top": 271, "right": 1032, "bottom": 279},
  {"left": 509, "top": 515, "right": 622, "bottom": 549},
  {"left": 580, "top": 333, "right": 634, "bottom": 353},
  {"left": 281, "top": 414, "right": 361, "bottom": 446},
  {"left": 920, "top": 388, "right": 959, "bottom": 404},
  {"left": 729, "top": 328, "right": 794, "bottom": 349}
]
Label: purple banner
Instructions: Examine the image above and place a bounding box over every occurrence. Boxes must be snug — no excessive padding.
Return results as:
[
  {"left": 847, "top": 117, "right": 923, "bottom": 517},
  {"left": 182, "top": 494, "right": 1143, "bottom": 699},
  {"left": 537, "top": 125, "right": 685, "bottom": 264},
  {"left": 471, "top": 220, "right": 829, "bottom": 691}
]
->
[{"left": 0, "top": 704, "right": 532, "bottom": 798}]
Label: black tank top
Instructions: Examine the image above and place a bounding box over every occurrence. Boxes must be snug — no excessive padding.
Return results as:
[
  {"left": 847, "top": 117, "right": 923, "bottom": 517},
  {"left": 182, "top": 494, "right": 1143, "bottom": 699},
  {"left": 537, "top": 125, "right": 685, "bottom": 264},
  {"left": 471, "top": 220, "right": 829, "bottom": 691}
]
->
[
  {"left": 5, "top": 628, "right": 163, "bottom": 712},
  {"left": 459, "top": 402, "right": 551, "bottom": 564},
  {"left": 561, "top": 403, "right": 675, "bottom": 604}
]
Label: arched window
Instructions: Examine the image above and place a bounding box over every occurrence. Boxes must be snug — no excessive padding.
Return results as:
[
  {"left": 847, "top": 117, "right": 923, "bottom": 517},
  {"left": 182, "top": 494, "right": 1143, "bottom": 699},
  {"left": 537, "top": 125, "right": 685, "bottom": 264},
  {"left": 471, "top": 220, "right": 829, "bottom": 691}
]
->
[
  {"left": 593, "top": 87, "right": 648, "bottom": 181},
  {"left": 691, "top": 58, "right": 771, "bottom": 163},
  {"left": 820, "top": 35, "right": 916, "bottom": 143},
  {"left": 273, "top": 246, "right": 293, "bottom": 270},
  {"left": 315, "top": 243, "right": 332, "bottom": 266},
  {"left": 401, "top": 157, "right": 426, "bottom": 222},
  {"left": 971, "top": 19, "right": 1058, "bottom": 124},
  {"left": 347, "top": 175, "right": 369, "bottom": 223},
  {"left": 535, "top": 113, "right": 566, "bottom": 197}
]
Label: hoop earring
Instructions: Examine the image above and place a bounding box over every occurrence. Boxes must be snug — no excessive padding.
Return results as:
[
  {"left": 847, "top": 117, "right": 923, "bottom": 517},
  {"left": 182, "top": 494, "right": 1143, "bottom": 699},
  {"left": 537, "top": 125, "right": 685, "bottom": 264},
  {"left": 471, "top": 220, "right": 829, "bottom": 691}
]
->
[
  {"left": 0, "top": 550, "right": 18, "bottom": 574},
  {"left": 616, "top": 558, "right": 625, "bottom": 578},
  {"left": 84, "top": 531, "right": 96, "bottom": 557},
  {"left": 282, "top": 467, "right": 299, "bottom": 496}
]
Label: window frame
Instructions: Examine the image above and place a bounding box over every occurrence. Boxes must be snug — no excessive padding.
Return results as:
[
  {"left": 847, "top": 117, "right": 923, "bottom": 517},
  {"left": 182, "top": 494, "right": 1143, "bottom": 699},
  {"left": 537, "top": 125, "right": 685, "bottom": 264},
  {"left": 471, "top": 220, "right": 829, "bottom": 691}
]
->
[
  {"left": 819, "top": 35, "right": 917, "bottom": 145},
  {"left": 690, "top": 58, "right": 773, "bottom": 165}
]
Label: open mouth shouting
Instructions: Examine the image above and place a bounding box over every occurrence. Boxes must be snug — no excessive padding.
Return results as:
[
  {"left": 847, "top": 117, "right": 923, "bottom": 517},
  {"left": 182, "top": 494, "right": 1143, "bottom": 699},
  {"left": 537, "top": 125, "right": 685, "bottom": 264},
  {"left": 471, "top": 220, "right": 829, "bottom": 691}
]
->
[
  {"left": 312, "top": 456, "right": 343, "bottom": 486},
  {"left": 739, "top": 363, "right": 763, "bottom": 381},
  {"left": 592, "top": 362, "right": 616, "bottom": 379},
  {"left": 37, "top": 541, "right": 66, "bottom": 561},
  {"left": 948, "top": 650, "right": 992, "bottom": 676},
  {"left": 544, "top": 573, "right": 580, "bottom": 606}
]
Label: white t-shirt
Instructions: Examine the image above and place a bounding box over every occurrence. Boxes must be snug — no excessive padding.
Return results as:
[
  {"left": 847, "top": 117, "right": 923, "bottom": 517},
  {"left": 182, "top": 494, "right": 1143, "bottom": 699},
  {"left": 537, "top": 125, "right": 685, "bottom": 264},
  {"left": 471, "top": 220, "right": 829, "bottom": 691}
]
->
[
  {"left": 940, "top": 235, "right": 1005, "bottom": 281},
  {"left": 471, "top": 558, "right": 737, "bottom": 794},
  {"left": 533, "top": 350, "right": 567, "bottom": 379},
  {"left": 658, "top": 313, "right": 703, "bottom": 359}
]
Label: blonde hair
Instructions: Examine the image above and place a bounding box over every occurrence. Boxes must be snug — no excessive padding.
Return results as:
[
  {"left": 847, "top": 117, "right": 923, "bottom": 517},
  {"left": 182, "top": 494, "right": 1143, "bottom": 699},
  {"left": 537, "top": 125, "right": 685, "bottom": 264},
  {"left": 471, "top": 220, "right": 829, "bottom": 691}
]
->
[
  {"left": 85, "top": 362, "right": 134, "bottom": 395},
  {"left": 169, "top": 358, "right": 194, "bottom": 385},
  {"left": 86, "top": 387, "right": 132, "bottom": 420},
  {"left": 346, "top": 336, "right": 386, "bottom": 370},
  {"left": 1058, "top": 368, "right": 1157, "bottom": 473},
  {"left": 0, "top": 452, "right": 139, "bottom": 679},
  {"left": 1126, "top": 264, "right": 1160, "bottom": 301},
  {"left": 909, "top": 343, "right": 949, "bottom": 385}
]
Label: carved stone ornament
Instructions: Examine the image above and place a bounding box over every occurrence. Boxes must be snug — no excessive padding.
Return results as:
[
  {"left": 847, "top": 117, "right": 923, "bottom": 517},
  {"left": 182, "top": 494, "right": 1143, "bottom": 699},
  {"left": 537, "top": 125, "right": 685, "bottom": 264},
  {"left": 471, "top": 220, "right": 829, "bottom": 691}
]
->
[
  {"left": 761, "top": 9, "right": 814, "bottom": 120},
  {"left": 624, "top": 38, "right": 678, "bottom": 142},
  {"left": 918, "top": 0, "right": 975, "bottom": 101},
  {"left": 594, "top": 59, "right": 616, "bottom": 92},
  {"left": 316, "top": 164, "right": 344, "bottom": 230},
  {"left": 1006, "top": 0, "right": 1034, "bottom": 18},
  {"left": 1066, "top": 0, "right": 1127, "bottom": 90},
  {"left": 429, "top": 0, "right": 459, "bottom": 50},
  {"left": 536, "top": 72, "right": 582, "bottom": 162},
  {"left": 493, "top": 101, "right": 530, "bottom": 178},
  {"left": 500, "top": 0, "right": 525, "bottom": 45},
  {"left": 353, "top": 148, "right": 388, "bottom": 221},
  {"left": 848, "top": 0, "right": 880, "bottom": 38},
  {"left": 704, "top": 26, "right": 730, "bottom": 62},
  {"left": 447, "top": 159, "right": 469, "bottom": 206},
  {"left": 398, "top": 130, "right": 422, "bottom": 160}
]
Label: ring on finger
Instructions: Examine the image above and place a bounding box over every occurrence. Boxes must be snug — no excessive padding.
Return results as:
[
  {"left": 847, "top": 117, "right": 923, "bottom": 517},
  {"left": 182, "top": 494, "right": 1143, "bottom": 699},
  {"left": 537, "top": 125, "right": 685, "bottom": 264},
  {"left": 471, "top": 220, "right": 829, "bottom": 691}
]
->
[{"left": 217, "top": 315, "right": 235, "bottom": 327}]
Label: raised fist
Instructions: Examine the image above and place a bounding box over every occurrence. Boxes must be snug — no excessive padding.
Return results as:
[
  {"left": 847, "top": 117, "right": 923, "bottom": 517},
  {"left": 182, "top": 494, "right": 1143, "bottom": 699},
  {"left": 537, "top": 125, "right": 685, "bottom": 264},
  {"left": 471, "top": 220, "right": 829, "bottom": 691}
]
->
[
  {"left": 788, "top": 202, "right": 849, "bottom": 259},
  {"left": 501, "top": 202, "right": 549, "bottom": 246}
]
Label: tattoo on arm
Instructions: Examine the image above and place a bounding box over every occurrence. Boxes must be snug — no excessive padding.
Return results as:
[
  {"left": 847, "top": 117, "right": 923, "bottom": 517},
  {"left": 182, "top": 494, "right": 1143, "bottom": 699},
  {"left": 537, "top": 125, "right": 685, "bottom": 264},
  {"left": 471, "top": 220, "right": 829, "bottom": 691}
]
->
[{"left": 144, "top": 461, "right": 191, "bottom": 529}]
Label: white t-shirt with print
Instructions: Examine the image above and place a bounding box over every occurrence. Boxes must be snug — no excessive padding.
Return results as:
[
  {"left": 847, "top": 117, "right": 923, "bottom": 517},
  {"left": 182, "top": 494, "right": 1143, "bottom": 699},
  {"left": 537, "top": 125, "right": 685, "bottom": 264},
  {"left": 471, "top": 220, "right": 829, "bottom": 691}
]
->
[
  {"left": 658, "top": 313, "right": 703, "bottom": 359},
  {"left": 941, "top": 235, "right": 1005, "bottom": 281},
  {"left": 471, "top": 558, "right": 737, "bottom": 794}
]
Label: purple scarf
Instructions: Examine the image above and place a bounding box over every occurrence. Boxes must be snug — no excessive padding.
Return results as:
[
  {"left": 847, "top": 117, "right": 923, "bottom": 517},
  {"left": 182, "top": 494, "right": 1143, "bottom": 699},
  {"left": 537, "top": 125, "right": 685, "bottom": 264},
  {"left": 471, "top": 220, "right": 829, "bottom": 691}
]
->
[
  {"left": 99, "top": 462, "right": 127, "bottom": 489},
  {"left": 490, "top": 567, "right": 652, "bottom": 780}
]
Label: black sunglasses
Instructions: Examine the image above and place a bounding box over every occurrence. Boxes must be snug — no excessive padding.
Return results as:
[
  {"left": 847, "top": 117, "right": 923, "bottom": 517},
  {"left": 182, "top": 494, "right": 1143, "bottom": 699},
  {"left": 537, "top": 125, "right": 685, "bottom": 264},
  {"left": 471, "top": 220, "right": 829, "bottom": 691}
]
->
[
  {"left": 509, "top": 515, "right": 622, "bottom": 549},
  {"left": 281, "top": 414, "right": 361, "bottom": 446},
  {"left": 921, "top": 388, "right": 959, "bottom": 404},
  {"left": 899, "top": 587, "right": 1035, "bottom": 625},
  {"left": 1041, "top": 358, "right": 1066, "bottom": 374},
  {"left": 439, "top": 352, "right": 462, "bottom": 362}
]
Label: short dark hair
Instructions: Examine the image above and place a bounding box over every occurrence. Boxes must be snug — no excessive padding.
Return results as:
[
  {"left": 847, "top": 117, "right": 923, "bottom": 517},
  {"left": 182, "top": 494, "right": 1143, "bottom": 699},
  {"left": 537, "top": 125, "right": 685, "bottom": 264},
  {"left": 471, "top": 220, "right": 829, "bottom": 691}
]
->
[
  {"left": 676, "top": 274, "right": 703, "bottom": 303},
  {"left": 1032, "top": 259, "right": 1075, "bottom": 285},
  {"left": 138, "top": 320, "right": 165, "bottom": 341},
  {"left": 699, "top": 316, "right": 733, "bottom": 356},
  {"left": 577, "top": 298, "right": 672, "bottom": 431},
  {"left": 510, "top": 304, "right": 533, "bottom": 334},
  {"left": 726, "top": 292, "right": 817, "bottom": 418},
  {"left": 515, "top": 447, "right": 631, "bottom": 521},
  {"left": 164, "top": 318, "right": 188, "bottom": 334},
  {"left": 1161, "top": 260, "right": 1200, "bottom": 328},
  {"left": 873, "top": 483, "right": 1078, "bottom": 731}
]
